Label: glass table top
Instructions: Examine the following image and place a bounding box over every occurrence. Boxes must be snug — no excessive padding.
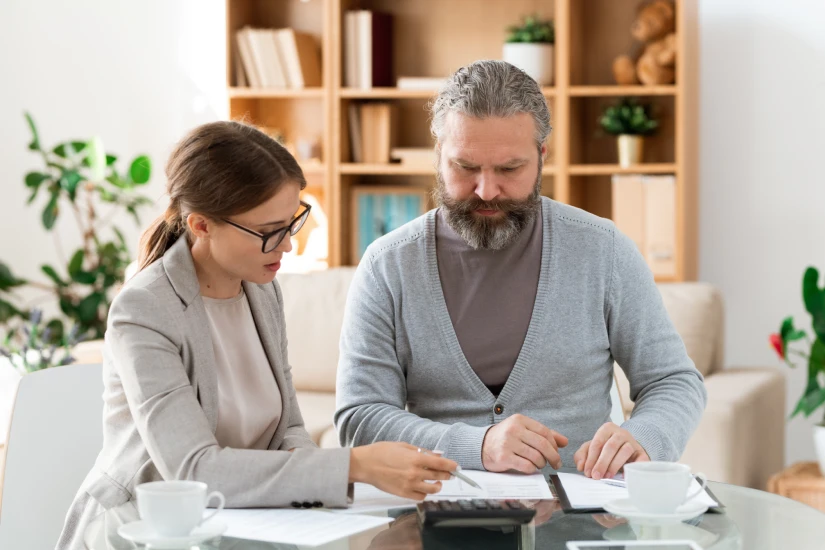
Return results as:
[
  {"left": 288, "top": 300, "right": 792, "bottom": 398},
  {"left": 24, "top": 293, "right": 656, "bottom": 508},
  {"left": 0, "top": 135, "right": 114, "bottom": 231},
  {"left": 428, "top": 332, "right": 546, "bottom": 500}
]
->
[{"left": 84, "top": 480, "right": 825, "bottom": 550}]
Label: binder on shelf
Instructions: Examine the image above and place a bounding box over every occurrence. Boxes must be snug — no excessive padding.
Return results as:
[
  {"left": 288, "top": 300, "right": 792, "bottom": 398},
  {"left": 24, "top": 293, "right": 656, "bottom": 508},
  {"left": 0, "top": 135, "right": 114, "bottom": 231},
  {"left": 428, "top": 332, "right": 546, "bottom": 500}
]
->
[
  {"left": 611, "top": 174, "right": 676, "bottom": 278},
  {"left": 611, "top": 174, "right": 644, "bottom": 252},
  {"left": 644, "top": 175, "right": 677, "bottom": 278}
]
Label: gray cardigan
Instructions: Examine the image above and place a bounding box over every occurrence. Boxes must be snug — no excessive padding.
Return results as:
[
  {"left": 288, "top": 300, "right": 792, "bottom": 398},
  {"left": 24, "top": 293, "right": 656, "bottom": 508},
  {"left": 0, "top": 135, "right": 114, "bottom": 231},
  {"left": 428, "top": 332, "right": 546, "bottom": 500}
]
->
[
  {"left": 335, "top": 198, "right": 707, "bottom": 469},
  {"left": 57, "top": 237, "right": 350, "bottom": 550}
]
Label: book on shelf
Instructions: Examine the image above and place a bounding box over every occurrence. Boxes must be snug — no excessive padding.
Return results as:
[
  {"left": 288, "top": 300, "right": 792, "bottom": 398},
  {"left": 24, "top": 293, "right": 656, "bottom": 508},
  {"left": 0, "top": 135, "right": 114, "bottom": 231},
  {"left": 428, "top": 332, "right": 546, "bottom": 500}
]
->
[
  {"left": 612, "top": 174, "right": 676, "bottom": 278},
  {"left": 348, "top": 103, "right": 397, "bottom": 163},
  {"left": 344, "top": 10, "right": 393, "bottom": 89},
  {"left": 390, "top": 147, "right": 436, "bottom": 167},
  {"left": 396, "top": 77, "right": 449, "bottom": 91},
  {"left": 235, "top": 26, "right": 321, "bottom": 89}
]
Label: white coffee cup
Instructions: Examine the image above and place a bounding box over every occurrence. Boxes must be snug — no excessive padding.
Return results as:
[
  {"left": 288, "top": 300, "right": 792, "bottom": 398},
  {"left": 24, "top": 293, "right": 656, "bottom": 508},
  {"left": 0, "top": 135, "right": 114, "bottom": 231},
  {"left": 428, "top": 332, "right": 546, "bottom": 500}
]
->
[
  {"left": 623, "top": 462, "right": 707, "bottom": 514},
  {"left": 136, "top": 481, "right": 225, "bottom": 537}
]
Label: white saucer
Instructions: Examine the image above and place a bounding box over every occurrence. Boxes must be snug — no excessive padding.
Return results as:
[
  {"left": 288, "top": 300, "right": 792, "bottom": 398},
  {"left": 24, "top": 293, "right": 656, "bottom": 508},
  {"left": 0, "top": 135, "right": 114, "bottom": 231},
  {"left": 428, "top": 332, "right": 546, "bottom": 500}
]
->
[
  {"left": 117, "top": 519, "right": 227, "bottom": 549},
  {"left": 603, "top": 498, "right": 708, "bottom": 525}
]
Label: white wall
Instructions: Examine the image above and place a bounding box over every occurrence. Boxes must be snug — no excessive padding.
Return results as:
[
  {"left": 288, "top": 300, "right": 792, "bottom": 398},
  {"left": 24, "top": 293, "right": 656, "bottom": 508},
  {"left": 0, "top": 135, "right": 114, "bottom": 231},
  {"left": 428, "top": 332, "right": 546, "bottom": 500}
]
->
[
  {"left": 700, "top": 0, "right": 825, "bottom": 465},
  {"left": 0, "top": 0, "right": 226, "bottom": 291}
]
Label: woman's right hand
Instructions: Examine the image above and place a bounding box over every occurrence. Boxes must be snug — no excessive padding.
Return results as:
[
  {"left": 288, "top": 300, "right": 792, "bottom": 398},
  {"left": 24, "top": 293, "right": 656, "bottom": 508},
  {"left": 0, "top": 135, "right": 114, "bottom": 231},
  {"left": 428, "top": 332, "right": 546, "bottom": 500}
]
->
[{"left": 349, "top": 442, "right": 458, "bottom": 501}]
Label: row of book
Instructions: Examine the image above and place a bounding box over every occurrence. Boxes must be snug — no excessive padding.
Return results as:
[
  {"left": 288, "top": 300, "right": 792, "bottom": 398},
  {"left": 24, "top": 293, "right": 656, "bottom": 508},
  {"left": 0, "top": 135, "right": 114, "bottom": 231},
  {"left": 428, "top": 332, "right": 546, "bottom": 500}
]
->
[
  {"left": 348, "top": 103, "right": 396, "bottom": 163},
  {"left": 344, "top": 10, "right": 393, "bottom": 89},
  {"left": 611, "top": 174, "right": 676, "bottom": 278},
  {"left": 234, "top": 26, "right": 321, "bottom": 89}
]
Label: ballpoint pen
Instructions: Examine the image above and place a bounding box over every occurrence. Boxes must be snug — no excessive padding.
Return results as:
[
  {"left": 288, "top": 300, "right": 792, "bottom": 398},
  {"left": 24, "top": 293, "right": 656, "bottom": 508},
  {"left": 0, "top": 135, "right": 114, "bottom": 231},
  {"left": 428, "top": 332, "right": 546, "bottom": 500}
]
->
[
  {"left": 419, "top": 449, "right": 483, "bottom": 490},
  {"left": 600, "top": 479, "right": 627, "bottom": 488}
]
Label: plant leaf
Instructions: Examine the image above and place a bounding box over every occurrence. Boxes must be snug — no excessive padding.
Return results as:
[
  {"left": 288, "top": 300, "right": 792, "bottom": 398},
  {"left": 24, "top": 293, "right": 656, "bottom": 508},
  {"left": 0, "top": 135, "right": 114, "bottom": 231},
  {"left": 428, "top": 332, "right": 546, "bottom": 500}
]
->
[
  {"left": 41, "top": 264, "right": 68, "bottom": 287},
  {"left": 106, "top": 154, "right": 117, "bottom": 166},
  {"left": 68, "top": 249, "right": 85, "bottom": 277},
  {"left": 86, "top": 136, "right": 107, "bottom": 182},
  {"left": 0, "top": 262, "right": 26, "bottom": 290},
  {"left": 25, "top": 172, "right": 49, "bottom": 189},
  {"left": 803, "top": 267, "right": 825, "bottom": 341},
  {"left": 41, "top": 191, "right": 60, "bottom": 230},
  {"left": 72, "top": 271, "right": 97, "bottom": 285},
  {"left": 24, "top": 112, "right": 41, "bottom": 151},
  {"left": 0, "top": 298, "right": 23, "bottom": 323},
  {"left": 129, "top": 155, "right": 152, "bottom": 185},
  {"left": 77, "top": 292, "right": 104, "bottom": 323},
  {"left": 59, "top": 170, "right": 83, "bottom": 202},
  {"left": 52, "top": 141, "right": 88, "bottom": 159},
  {"left": 44, "top": 319, "right": 65, "bottom": 345}
]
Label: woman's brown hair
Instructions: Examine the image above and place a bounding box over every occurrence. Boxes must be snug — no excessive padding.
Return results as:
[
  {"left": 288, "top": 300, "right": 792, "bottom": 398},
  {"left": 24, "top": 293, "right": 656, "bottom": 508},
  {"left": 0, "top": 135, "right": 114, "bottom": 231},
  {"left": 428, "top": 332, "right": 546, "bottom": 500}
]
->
[{"left": 138, "top": 121, "right": 306, "bottom": 270}]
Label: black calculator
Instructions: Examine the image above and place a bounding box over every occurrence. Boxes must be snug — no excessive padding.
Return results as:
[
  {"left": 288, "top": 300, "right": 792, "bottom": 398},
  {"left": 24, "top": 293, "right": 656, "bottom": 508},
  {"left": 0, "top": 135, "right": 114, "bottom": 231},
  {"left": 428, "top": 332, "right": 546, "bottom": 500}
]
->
[{"left": 417, "top": 499, "right": 536, "bottom": 527}]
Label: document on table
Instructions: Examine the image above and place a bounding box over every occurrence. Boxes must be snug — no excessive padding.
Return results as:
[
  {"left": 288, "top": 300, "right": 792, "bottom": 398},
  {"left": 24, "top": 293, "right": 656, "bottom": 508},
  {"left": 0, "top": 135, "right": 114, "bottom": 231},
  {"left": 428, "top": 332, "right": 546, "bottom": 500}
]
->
[
  {"left": 435, "top": 470, "right": 554, "bottom": 499},
  {"left": 217, "top": 509, "right": 392, "bottom": 546},
  {"left": 552, "top": 472, "right": 720, "bottom": 511},
  {"left": 339, "top": 470, "right": 554, "bottom": 514}
]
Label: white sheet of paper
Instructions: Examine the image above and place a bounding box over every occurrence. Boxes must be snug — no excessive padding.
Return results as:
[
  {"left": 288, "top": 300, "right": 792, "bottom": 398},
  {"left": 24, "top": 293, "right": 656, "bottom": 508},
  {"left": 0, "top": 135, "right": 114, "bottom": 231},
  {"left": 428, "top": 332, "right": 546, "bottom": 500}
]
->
[
  {"left": 339, "top": 471, "right": 554, "bottom": 514},
  {"left": 217, "top": 509, "right": 392, "bottom": 546},
  {"left": 435, "top": 470, "right": 554, "bottom": 499},
  {"left": 556, "top": 472, "right": 719, "bottom": 509}
]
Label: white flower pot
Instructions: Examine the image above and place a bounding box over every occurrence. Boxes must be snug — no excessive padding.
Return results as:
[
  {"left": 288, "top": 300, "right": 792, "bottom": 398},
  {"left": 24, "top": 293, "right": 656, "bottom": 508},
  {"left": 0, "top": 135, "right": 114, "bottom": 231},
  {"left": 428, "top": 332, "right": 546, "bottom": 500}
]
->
[
  {"left": 617, "top": 135, "right": 644, "bottom": 167},
  {"left": 814, "top": 424, "right": 825, "bottom": 475},
  {"left": 502, "top": 43, "right": 554, "bottom": 86}
]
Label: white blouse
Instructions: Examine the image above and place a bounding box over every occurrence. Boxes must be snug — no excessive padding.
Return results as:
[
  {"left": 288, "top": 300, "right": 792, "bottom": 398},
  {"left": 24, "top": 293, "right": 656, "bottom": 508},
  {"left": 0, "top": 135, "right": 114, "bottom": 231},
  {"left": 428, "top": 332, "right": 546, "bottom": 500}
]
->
[{"left": 202, "top": 289, "right": 282, "bottom": 449}]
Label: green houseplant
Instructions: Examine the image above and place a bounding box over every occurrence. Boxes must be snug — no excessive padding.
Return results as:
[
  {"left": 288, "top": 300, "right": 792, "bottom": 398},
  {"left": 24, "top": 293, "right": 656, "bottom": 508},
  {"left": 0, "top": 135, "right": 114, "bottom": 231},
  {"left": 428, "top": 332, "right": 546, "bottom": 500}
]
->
[
  {"left": 0, "top": 113, "right": 153, "bottom": 373},
  {"left": 769, "top": 266, "right": 825, "bottom": 474},
  {"left": 599, "top": 98, "right": 659, "bottom": 167},
  {"left": 503, "top": 15, "right": 555, "bottom": 86}
]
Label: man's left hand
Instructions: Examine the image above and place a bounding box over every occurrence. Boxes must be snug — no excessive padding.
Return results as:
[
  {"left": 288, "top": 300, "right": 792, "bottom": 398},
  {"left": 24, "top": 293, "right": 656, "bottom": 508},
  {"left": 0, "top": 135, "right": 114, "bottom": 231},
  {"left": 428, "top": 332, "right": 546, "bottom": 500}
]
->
[{"left": 574, "top": 422, "right": 650, "bottom": 480}]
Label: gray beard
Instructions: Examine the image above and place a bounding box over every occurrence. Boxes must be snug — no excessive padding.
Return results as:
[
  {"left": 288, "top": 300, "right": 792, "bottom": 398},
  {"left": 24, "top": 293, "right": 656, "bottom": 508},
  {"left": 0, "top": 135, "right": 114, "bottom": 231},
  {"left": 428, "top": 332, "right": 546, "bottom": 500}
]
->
[{"left": 433, "top": 168, "right": 543, "bottom": 251}]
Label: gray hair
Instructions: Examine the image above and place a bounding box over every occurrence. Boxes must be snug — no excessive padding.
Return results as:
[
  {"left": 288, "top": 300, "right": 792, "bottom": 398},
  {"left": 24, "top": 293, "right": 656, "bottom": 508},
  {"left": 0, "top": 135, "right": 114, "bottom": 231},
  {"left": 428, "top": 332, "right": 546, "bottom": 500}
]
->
[{"left": 429, "top": 60, "right": 552, "bottom": 149}]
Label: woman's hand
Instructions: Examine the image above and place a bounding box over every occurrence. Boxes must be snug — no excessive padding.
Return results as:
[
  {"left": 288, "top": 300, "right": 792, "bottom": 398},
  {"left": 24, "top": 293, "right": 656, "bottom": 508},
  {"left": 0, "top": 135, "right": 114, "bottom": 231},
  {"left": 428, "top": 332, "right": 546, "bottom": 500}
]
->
[{"left": 349, "top": 442, "right": 457, "bottom": 501}]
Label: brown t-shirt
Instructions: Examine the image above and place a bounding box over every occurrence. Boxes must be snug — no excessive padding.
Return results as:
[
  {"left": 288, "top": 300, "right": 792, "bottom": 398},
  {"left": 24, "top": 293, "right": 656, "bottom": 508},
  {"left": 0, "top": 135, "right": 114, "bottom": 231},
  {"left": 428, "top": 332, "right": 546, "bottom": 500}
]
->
[{"left": 435, "top": 207, "right": 542, "bottom": 396}]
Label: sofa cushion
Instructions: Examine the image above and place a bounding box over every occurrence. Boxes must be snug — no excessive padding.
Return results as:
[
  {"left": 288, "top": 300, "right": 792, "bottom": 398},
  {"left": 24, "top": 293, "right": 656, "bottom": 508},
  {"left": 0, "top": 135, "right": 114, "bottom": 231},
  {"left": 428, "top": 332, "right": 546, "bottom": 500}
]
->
[
  {"left": 278, "top": 268, "right": 357, "bottom": 392},
  {"left": 657, "top": 283, "right": 724, "bottom": 376},
  {"left": 294, "top": 391, "right": 337, "bottom": 445}
]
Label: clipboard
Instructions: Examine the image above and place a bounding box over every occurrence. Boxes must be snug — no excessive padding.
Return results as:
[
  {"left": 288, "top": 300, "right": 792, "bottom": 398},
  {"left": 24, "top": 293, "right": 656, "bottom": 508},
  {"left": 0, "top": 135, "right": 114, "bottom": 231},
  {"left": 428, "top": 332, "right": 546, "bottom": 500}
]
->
[{"left": 548, "top": 474, "right": 725, "bottom": 514}]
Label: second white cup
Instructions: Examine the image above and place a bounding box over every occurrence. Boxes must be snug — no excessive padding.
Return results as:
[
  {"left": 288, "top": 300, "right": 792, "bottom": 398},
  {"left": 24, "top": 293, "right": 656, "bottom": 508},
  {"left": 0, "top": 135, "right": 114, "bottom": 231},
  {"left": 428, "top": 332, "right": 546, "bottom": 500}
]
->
[
  {"left": 623, "top": 462, "right": 706, "bottom": 514},
  {"left": 136, "top": 480, "right": 225, "bottom": 537}
]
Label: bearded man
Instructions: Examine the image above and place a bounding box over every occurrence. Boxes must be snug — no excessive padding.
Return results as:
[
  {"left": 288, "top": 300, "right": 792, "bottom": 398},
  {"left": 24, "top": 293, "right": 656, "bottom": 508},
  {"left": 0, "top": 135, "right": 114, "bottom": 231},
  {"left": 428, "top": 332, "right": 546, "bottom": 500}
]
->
[{"left": 334, "top": 60, "right": 706, "bottom": 481}]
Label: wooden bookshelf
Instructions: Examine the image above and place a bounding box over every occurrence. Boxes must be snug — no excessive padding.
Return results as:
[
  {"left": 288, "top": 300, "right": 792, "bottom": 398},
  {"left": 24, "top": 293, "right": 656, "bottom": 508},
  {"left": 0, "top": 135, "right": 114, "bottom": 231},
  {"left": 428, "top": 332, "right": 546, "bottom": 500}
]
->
[{"left": 225, "top": 0, "right": 699, "bottom": 280}]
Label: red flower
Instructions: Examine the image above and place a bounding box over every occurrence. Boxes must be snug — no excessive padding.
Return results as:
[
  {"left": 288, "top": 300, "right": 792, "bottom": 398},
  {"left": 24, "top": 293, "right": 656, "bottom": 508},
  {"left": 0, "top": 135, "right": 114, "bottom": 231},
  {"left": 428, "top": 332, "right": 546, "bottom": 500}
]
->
[{"left": 769, "top": 333, "right": 784, "bottom": 359}]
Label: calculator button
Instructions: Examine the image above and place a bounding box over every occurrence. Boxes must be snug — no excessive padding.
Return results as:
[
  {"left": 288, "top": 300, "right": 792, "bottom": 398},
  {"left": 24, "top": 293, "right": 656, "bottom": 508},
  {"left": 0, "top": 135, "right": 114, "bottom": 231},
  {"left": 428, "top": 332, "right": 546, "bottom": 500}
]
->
[
  {"left": 471, "top": 499, "right": 487, "bottom": 509},
  {"left": 458, "top": 500, "right": 474, "bottom": 510},
  {"left": 438, "top": 501, "right": 453, "bottom": 510},
  {"left": 487, "top": 501, "right": 502, "bottom": 509}
]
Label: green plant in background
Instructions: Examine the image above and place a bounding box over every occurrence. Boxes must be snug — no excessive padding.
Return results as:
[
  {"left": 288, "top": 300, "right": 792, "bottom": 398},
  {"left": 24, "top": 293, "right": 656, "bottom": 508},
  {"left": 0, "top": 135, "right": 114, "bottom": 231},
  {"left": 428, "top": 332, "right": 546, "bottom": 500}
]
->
[
  {"left": 0, "top": 309, "right": 85, "bottom": 373},
  {"left": 0, "top": 113, "right": 153, "bottom": 349},
  {"left": 770, "top": 267, "right": 825, "bottom": 424},
  {"left": 506, "top": 15, "right": 555, "bottom": 44},
  {"left": 599, "top": 98, "right": 659, "bottom": 136}
]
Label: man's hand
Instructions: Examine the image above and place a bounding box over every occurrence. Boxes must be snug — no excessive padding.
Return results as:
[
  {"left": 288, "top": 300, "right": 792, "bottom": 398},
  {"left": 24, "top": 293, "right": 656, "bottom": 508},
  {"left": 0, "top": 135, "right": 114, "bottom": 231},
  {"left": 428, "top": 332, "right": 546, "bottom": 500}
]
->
[
  {"left": 482, "top": 414, "right": 568, "bottom": 473},
  {"left": 574, "top": 422, "right": 650, "bottom": 480}
]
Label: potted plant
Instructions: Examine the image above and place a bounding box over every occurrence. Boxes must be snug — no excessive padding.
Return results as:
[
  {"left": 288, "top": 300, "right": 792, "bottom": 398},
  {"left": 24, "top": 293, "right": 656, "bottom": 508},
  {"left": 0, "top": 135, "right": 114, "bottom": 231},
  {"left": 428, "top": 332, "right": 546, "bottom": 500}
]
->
[
  {"left": 599, "top": 98, "right": 658, "bottom": 167},
  {"left": 503, "top": 15, "right": 555, "bottom": 86},
  {"left": 0, "top": 113, "right": 153, "bottom": 363},
  {"left": 770, "top": 266, "right": 825, "bottom": 474}
]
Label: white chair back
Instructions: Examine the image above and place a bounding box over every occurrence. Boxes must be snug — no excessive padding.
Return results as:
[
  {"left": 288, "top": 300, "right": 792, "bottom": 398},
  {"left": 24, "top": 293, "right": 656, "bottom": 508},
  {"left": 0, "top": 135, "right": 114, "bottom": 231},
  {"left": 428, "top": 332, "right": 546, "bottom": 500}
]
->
[{"left": 0, "top": 363, "right": 103, "bottom": 548}]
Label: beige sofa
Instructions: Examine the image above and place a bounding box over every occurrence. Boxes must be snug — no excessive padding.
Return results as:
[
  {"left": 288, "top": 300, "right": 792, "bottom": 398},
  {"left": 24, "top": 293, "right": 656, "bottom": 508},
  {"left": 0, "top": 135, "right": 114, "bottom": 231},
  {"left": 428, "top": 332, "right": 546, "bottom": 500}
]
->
[{"left": 279, "top": 269, "right": 786, "bottom": 490}]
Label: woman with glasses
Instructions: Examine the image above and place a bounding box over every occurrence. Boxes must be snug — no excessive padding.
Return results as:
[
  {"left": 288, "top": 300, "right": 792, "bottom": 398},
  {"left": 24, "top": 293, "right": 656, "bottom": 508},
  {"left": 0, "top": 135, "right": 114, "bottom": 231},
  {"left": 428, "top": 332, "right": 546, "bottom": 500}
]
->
[{"left": 58, "top": 121, "right": 456, "bottom": 549}]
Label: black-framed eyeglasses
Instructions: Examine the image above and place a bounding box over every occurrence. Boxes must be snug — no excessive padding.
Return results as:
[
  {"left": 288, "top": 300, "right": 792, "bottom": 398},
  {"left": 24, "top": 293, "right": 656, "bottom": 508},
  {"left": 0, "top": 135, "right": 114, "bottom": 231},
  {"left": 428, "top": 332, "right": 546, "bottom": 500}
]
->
[{"left": 223, "top": 201, "right": 312, "bottom": 253}]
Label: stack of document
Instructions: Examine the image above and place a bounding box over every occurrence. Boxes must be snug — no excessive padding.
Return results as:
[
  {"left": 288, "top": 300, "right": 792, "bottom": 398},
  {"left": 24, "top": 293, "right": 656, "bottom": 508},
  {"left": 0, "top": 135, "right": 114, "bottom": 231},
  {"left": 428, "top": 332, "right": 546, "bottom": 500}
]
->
[{"left": 551, "top": 472, "right": 720, "bottom": 512}]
